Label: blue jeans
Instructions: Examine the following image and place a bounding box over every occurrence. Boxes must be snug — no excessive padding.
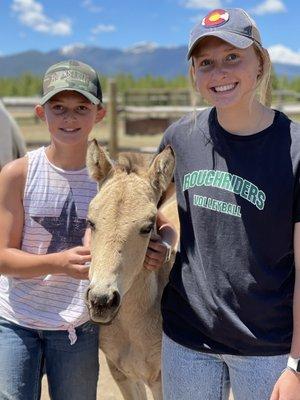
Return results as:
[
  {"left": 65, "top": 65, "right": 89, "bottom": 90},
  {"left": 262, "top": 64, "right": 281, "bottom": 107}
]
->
[
  {"left": 162, "top": 333, "right": 288, "bottom": 400},
  {"left": 0, "top": 317, "right": 99, "bottom": 400}
]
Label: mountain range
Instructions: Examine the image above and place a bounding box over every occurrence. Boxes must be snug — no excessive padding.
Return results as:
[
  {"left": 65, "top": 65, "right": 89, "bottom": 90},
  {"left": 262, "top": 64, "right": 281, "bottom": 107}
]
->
[{"left": 0, "top": 43, "right": 299, "bottom": 79}]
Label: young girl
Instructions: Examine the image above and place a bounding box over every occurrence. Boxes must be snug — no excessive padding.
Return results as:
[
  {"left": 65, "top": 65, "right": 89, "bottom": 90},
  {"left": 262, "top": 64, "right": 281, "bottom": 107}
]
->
[
  {"left": 159, "top": 8, "right": 300, "bottom": 400},
  {"left": 0, "top": 60, "right": 172, "bottom": 400}
]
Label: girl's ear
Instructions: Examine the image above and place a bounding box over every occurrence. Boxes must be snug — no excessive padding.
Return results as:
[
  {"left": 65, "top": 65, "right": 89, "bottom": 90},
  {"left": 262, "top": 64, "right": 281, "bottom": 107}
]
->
[
  {"left": 35, "top": 105, "right": 46, "bottom": 121},
  {"left": 95, "top": 107, "right": 106, "bottom": 123}
]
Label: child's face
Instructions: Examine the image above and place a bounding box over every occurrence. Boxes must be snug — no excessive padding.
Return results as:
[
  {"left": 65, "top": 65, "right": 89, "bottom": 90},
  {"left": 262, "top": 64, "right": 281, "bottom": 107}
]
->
[
  {"left": 191, "top": 37, "right": 261, "bottom": 110},
  {"left": 35, "top": 91, "right": 105, "bottom": 147}
]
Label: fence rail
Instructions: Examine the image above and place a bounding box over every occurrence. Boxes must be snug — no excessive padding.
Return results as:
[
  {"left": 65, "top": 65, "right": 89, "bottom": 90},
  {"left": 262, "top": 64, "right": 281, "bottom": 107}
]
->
[{"left": 3, "top": 87, "right": 300, "bottom": 155}]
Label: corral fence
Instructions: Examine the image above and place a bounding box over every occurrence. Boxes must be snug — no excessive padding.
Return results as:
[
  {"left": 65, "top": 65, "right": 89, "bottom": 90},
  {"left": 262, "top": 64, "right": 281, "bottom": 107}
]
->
[{"left": 3, "top": 84, "right": 300, "bottom": 155}]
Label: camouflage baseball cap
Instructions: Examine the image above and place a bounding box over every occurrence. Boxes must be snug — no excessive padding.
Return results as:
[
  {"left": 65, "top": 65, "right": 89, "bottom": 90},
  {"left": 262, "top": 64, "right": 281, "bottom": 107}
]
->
[{"left": 40, "top": 60, "right": 103, "bottom": 105}]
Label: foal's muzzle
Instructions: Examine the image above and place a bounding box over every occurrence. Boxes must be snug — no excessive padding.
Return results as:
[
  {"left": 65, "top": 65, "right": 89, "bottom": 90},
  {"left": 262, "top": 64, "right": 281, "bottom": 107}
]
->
[{"left": 85, "top": 288, "right": 121, "bottom": 324}]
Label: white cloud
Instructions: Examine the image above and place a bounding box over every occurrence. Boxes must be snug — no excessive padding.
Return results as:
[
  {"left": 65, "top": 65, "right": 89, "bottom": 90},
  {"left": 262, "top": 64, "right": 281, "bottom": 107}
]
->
[
  {"left": 124, "top": 42, "right": 158, "bottom": 54},
  {"left": 252, "top": 0, "right": 286, "bottom": 15},
  {"left": 60, "top": 43, "right": 86, "bottom": 56},
  {"left": 11, "top": 0, "right": 72, "bottom": 36},
  {"left": 268, "top": 44, "right": 300, "bottom": 65},
  {"left": 82, "top": 0, "right": 102, "bottom": 13},
  {"left": 91, "top": 24, "right": 116, "bottom": 34},
  {"left": 183, "top": 0, "right": 222, "bottom": 9}
]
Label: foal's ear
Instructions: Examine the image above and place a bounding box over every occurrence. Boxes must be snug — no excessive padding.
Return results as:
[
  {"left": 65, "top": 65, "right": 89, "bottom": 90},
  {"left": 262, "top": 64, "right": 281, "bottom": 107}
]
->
[
  {"left": 148, "top": 146, "right": 175, "bottom": 196},
  {"left": 86, "top": 139, "right": 114, "bottom": 183}
]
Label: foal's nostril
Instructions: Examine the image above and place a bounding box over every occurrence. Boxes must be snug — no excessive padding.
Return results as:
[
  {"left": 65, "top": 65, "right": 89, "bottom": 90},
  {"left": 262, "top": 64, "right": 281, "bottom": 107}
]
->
[
  {"left": 90, "top": 291, "right": 120, "bottom": 310},
  {"left": 92, "top": 294, "right": 110, "bottom": 308},
  {"left": 110, "top": 291, "right": 120, "bottom": 309}
]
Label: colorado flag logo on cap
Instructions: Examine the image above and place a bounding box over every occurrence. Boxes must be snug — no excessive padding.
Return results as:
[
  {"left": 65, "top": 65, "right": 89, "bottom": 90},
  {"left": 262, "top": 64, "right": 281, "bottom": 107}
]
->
[{"left": 202, "top": 9, "right": 229, "bottom": 28}]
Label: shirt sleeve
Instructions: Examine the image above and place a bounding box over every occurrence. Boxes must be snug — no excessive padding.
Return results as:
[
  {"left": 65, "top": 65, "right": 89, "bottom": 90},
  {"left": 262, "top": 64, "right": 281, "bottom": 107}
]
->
[
  {"left": 291, "top": 122, "right": 300, "bottom": 223},
  {"left": 293, "top": 168, "right": 300, "bottom": 223}
]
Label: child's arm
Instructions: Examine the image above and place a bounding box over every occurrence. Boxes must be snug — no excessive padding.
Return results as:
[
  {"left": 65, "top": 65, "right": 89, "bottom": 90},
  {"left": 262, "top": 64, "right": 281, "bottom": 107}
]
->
[{"left": 0, "top": 158, "right": 90, "bottom": 279}]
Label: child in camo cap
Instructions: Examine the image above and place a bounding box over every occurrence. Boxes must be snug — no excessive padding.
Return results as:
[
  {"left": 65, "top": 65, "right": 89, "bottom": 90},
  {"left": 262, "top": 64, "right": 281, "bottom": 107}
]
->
[
  {"left": 0, "top": 59, "right": 104, "bottom": 399},
  {"left": 0, "top": 59, "right": 174, "bottom": 399}
]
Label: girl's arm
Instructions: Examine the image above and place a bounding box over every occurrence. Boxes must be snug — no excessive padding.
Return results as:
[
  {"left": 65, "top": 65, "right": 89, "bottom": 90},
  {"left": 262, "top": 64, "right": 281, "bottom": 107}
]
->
[
  {"left": 0, "top": 158, "right": 90, "bottom": 279},
  {"left": 270, "top": 222, "right": 300, "bottom": 400}
]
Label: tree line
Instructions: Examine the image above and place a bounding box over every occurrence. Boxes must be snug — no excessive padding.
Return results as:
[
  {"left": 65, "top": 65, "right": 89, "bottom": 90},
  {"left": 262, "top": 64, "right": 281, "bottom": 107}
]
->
[{"left": 0, "top": 71, "right": 299, "bottom": 97}]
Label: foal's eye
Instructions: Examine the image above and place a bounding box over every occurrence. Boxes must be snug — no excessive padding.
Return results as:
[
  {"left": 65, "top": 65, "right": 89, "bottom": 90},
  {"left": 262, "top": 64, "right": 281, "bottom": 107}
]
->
[
  {"left": 140, "top": 223, "right": 154, "bottom": 235},
  {"left": 87, "top": 219, "right": 96, "bottom": 231}
]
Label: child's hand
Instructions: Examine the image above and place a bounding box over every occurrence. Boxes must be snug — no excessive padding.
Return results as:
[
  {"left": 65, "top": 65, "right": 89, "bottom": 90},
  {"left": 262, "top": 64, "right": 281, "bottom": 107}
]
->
[{"left": 56, "top": 246, "right": 91, "bottom": 280}]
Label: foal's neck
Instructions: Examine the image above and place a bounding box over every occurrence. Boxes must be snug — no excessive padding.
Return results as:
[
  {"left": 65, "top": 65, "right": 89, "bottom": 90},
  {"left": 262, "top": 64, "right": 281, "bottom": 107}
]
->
[{"left": 121, "top": 268, "right": 159, "bottom": 316}]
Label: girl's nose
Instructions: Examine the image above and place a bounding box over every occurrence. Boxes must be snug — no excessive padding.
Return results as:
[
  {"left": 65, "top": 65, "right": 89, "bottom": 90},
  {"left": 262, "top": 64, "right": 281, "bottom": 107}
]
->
[
  {"left": 63, "top": 110, "right": 77, "bottom": 121},
  {"left": 211, "top": 62, "right": 228, "bottom": 79}
]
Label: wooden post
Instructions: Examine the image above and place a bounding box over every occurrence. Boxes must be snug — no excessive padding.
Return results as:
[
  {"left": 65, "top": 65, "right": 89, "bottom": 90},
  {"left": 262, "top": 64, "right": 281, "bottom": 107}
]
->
[{"left": 108, "top": 79, "right": 118, "bottom": 159}]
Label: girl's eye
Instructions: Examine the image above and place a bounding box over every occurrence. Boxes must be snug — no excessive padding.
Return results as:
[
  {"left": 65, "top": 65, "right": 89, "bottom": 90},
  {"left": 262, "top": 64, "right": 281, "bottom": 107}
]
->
[
  {"left": 226, "top": 53, "right": 238, "bottom": 61},
  {"left": 52, "top": 105, "right": 64, "bottom": 112},
  {"left": 78, "top": 106, "right": 88, "bottom": 111},
  {"left": 200, "top": 59, "right": 212, "bottom": 67},
  {"left": 76, "top": 105, "right": 90, "bottom": 114}
]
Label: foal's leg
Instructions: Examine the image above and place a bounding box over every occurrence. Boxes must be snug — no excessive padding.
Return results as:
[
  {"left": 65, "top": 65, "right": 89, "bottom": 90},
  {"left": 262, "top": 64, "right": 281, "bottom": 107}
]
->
[{"left": 106, "top": 358, "right": 147, "bottom": 400}]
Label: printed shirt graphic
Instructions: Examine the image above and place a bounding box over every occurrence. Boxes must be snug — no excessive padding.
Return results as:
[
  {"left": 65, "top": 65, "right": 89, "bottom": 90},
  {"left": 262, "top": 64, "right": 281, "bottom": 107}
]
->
[
  {"left": 32, "top": 190, "right": 87, "bottom": 253},
  {"left": 182, "top": 169, "right": 266, "bottom": 218},
  {"left": 158, "top": 107, "right": 300, "bottom": 356},
  {"left": 0, "top": 147, "right": 97, "bottom": 331}
]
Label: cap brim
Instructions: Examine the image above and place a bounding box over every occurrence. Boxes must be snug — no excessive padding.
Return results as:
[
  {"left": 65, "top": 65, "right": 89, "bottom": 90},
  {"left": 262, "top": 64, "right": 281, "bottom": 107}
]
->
[
  {"left": 40, "top": 87, "right": 101, "bottom": 105},
  {"left": 187, "top": 31, "right": 254, "bottom": 59}
]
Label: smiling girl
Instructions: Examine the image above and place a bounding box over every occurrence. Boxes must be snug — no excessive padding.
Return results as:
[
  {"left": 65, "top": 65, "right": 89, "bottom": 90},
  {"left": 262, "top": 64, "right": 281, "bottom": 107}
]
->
[{"left": 159, "top": 8, "right": 300, "bottom": 400}]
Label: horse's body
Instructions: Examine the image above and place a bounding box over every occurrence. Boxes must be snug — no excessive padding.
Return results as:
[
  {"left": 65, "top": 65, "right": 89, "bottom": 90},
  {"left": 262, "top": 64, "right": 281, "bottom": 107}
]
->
[
  {"left": 85, "top": 142, "right": 178, "bottom": 400},
  {"left": 0, "top": 101, "right": 26, "bottom": 169}
]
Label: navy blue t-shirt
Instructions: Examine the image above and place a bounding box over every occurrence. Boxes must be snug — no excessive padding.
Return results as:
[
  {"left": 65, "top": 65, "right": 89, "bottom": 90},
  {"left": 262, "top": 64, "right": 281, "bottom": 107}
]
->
[{"left": 159, "top": 107, "right": 300, "bottom": 356}]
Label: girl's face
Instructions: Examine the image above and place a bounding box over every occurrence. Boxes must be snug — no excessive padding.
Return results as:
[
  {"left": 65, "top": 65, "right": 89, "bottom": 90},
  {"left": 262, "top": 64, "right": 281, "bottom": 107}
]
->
[
  {"left": 35, "top": 91, "right": 105, "bottom": 148},
  {"left": 191, "top": 37, "right": 262, "bottom": 111}
]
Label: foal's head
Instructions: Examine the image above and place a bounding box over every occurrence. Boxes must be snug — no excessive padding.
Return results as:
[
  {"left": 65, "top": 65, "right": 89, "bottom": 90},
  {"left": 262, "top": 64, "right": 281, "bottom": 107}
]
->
[{"left": 85, "top": 140, "right": 175, "bottom": 323}]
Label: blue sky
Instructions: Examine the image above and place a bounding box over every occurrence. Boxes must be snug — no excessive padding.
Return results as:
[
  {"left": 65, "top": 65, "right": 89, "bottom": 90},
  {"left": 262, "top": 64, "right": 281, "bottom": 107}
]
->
[{"left": 1, "top": 0, "right": 300, "bottom": 64}]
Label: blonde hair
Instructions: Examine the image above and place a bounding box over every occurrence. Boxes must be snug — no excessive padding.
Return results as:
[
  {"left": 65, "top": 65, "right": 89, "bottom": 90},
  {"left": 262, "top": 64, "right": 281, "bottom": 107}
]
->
[
  {"left": 189, "top": 42, "right": 273, "bottom": 107},
  {"left": 253, "top": 44, "right": 272, "bottom": 107}
]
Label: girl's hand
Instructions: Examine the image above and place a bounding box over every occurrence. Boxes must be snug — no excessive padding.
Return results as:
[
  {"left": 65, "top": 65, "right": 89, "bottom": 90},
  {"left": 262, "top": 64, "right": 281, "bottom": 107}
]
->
[
  {"left": 144, "top": 232, "right": 171, "bottom": 271},
  {"left": 55, "top": 246, "right": 91, "bottom": 280},
  {"left": 270, "top": 368, "right": 300, "bottom": 400}
]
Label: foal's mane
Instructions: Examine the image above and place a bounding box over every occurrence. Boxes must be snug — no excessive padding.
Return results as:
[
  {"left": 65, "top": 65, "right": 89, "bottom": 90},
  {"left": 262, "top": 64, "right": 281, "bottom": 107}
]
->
[{"left": 115, "top": 152, "right": 155, "bottom": 176}]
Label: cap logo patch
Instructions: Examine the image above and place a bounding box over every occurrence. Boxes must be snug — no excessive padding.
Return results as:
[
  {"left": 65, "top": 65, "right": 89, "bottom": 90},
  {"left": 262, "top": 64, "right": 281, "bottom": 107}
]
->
[{"left": 202, "top": 9, "right": 229, "bottom": 28}]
